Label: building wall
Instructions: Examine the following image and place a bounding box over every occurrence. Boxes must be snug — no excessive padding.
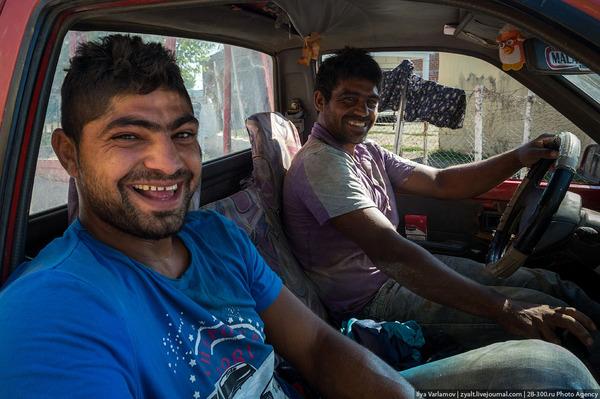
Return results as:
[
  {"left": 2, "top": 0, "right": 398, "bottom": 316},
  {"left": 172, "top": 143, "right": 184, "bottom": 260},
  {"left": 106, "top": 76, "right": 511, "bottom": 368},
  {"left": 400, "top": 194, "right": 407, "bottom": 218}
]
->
[
  {"left": 374, "top": 52, "right": 439, "bottom": 81},
  {"left": 372, "top": 51, "right": 590, "bottom": 159},
  {"left": 436, "top": 53, "right": 588, "bottom": 155}
]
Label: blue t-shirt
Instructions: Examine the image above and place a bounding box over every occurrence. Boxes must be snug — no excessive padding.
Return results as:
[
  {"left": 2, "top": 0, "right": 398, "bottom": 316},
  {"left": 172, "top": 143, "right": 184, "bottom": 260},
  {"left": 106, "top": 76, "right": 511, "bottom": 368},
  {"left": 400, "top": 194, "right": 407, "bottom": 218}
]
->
[{"left": 0, "top": 210, "right": 302, "bottom": 399}]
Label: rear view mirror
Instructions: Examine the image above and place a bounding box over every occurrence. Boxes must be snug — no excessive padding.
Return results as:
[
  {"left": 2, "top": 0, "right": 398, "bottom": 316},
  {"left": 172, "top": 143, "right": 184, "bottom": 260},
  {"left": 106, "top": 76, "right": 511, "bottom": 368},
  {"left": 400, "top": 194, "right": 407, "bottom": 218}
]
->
[{"left": 578, "top": 144, "right": 600, "bottom": 182}]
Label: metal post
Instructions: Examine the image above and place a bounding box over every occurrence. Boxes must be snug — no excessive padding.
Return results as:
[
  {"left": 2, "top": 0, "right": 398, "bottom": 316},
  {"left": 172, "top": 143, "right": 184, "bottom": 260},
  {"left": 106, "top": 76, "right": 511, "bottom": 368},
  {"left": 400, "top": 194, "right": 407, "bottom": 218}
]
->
[
  {"left": 423, "top": 121, "right": 429, "bottom": 165},
  {"left": 164, "top": 36, "right": 176, "bottom": 52},
  {"left": 230, "top": 47, "right": 247, "bottom": 145},
  {"left": 393, "top": 85, "right": 408, "bottom": 156},
  {"left": 223, "top": 45, "right": 232, "bottom": 155},
  {"left": 261, "top": 53, "right": 274, "bottom": 111},
  {"left": 520, "top": 90, "right": 536, "bottom": 178},
  {"left": 474, "top": 85, "right": 483, "bottom": 162}
]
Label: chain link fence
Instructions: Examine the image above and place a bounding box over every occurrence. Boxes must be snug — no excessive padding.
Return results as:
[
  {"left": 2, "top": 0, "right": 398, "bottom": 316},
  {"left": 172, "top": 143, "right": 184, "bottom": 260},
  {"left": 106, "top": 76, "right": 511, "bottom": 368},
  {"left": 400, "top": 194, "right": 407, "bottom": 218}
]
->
[{"left": 371, "top": 86, "right": 596, "bottom": 183}]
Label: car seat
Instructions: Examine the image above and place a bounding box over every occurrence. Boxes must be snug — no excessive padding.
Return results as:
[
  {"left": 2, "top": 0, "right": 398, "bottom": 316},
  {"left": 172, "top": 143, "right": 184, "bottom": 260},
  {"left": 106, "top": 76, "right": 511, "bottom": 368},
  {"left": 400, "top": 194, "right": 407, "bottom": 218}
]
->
[{"left": 201, "top": 112, "right": 331, "bottom": 322}]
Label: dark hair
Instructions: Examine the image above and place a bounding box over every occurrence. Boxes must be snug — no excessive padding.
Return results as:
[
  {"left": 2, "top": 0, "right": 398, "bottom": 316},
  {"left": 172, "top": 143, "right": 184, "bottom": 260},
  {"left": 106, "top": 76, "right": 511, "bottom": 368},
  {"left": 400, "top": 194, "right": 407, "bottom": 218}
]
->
[
  {"left": 61, "top": 34, "right": 191, "bottom": 144},
  {"left": 314, "top": 47, "right": 383, "bottom": 103}
]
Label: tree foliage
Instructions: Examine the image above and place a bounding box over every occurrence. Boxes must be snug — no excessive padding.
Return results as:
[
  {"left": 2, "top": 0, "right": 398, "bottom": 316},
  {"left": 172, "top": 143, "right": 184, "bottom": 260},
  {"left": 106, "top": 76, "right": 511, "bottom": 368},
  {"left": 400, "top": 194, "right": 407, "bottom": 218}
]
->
[
  {"left": 53, "top": 32, "right": 220, "bottom": 91},
  {"left": 173, "top": 38, "right": 221, "bottom": 88},
  {"left": 46, "top": 32, "right": 220, "bottom": 127}
]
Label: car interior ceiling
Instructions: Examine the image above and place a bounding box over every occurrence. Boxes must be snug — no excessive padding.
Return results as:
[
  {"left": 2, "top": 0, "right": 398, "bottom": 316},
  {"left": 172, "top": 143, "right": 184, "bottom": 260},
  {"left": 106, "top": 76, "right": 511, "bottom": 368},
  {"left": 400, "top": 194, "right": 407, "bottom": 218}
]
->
[{"left": 72, "top": 1, "right": 598, "bottom": 67}]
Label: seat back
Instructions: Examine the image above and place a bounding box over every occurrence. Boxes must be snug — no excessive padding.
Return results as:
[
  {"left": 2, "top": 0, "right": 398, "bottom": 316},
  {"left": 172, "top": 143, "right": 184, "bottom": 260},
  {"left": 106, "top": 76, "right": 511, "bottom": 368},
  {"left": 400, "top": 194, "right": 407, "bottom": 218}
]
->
[{"left": 202, "top": 112, "right": 329, "bottom": 320}]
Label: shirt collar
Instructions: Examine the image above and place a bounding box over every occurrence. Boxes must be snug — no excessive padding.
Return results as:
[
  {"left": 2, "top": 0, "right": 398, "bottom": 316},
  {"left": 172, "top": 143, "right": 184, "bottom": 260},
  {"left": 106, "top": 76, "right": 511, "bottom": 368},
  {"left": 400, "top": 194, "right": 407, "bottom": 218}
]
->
[{"left": 309, "top": 122, "right": 353, "bottom": 155}]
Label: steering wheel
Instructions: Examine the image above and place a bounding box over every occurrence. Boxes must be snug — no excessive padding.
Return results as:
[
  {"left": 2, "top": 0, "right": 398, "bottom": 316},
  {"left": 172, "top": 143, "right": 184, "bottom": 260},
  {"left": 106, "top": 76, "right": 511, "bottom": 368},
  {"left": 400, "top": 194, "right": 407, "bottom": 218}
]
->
[{"left": 486, "top": 132, "right": 581, "bottom": 278}]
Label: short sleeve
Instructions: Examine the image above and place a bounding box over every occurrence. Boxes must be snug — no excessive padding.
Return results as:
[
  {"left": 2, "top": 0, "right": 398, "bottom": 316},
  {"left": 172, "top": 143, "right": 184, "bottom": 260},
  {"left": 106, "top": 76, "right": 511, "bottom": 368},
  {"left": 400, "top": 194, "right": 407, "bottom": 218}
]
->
[
  {"left": 302, "top": 147, "right": 376, "bottom": 224},
  {"left": 375, "top": 143, "right": 417, "bottom": 189}
]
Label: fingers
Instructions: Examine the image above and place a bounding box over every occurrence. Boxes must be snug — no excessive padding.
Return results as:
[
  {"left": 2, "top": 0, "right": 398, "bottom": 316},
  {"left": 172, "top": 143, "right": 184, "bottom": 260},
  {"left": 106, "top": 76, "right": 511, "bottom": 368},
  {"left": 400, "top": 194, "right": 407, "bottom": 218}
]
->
[
  {"left": 531, "top": 147, "right": 559, "bottom": 160},
  {"left": 518, "top": 147, "right": 558, "bottom": 167},
  {"left": 518, "top": 136, "right": 559, "bottom": 166},
  {"left": 554, "top": 307, "right": 597, "bottom": 345},
  {"left": 544, "top": 308, "right": 595, "bottom": 347},
  {"left": 556, "top": 306, "right": 597, "bottom": 331},
  {"left": 535, "top": 134, "right": 557, "bottom": 147},
  {"left": 509, "top": 304, "right": 596, "bottom": 347},
  {"left": 535, "top": 320, "right": 562, "bottom": 345}
]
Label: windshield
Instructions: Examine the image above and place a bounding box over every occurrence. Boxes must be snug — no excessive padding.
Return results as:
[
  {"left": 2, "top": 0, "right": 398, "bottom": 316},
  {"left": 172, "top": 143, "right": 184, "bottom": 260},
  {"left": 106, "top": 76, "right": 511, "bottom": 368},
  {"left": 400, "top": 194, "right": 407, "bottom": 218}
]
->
[{"left": 563, "top": 73, "right": 600, "bottom": 106}]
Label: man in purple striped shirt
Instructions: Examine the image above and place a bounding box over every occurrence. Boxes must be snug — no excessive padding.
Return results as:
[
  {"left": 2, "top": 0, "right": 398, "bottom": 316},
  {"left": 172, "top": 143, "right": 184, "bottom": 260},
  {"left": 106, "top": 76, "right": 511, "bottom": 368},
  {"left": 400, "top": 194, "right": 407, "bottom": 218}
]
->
[{"left": 283, "top": 47, "right": 600, "bottom": 355}]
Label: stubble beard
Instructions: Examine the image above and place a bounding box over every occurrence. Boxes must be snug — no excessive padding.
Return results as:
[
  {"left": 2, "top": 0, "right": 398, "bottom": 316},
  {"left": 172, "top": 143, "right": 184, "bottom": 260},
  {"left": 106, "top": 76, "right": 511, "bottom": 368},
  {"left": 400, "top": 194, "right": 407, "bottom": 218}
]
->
[{"left": 79, "top": 168, "right": 197, "bottom": 240}]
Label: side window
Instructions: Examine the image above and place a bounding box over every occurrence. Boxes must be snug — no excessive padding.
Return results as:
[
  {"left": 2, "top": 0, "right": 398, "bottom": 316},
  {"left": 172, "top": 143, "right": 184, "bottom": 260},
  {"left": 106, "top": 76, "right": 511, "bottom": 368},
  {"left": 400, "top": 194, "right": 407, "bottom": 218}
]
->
[
  {"left": 370, "top": 52, "right": 596, "bottom": 182},
  {"left": 31, "top": 31, "right": 274, "bottom": 214}
]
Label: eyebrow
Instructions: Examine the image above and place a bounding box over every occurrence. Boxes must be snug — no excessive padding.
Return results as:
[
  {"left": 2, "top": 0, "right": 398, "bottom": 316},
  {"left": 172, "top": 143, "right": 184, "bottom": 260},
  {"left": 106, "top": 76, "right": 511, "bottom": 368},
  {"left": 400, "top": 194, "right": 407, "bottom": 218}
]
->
[
  {"left": 337, "top": 90, "right": 381, "bottom": 101},
  {"left": 103, "top": 115, "right": 199, "bottom": 135}
]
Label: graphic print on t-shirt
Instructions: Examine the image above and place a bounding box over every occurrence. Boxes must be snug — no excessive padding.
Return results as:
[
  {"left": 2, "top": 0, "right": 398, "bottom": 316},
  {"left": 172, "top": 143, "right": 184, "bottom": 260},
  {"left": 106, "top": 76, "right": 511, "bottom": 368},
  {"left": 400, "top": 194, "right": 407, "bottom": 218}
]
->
[
  {"left": 161, "top": 308, "right": 289, "bottom": 398},
  {"left": 207, "top": 352, "right": 286, "bottom": 399}
]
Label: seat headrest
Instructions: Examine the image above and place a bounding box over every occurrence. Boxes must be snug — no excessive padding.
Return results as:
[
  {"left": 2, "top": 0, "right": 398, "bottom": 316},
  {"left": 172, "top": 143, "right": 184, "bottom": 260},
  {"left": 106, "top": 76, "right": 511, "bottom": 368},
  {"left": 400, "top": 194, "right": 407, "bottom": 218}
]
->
[{"left": 245, "top": 112, "right": 301, "bottom": 211}]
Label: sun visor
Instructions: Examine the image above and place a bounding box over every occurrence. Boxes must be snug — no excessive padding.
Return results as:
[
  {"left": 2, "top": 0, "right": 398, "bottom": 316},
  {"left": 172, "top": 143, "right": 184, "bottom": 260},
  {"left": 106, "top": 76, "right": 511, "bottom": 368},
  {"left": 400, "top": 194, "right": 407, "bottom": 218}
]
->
[{"left": 523, "top": 38, "right": 591, "bottom": 74}]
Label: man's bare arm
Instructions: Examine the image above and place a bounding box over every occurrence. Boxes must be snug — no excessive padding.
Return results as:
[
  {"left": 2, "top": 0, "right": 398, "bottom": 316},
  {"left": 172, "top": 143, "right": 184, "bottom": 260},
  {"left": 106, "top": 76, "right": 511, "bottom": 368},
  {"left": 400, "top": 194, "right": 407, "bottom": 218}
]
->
[
  {"left": 399, "top": 134, "right": 558, "bottom": 200},
  {"left": 329, "top": 207, "right": 595, "bottom": 346},
  {"left": 260, "top": 287, "right": 415, "bottom": 399}
]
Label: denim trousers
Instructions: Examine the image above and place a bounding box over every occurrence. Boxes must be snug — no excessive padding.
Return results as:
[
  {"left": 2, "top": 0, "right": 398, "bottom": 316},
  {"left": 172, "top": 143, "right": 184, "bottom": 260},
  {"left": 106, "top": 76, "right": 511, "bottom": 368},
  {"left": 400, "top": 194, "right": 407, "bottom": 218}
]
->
[
  {"left": 353, "top": 255, "right": 600, "bottom": 389},
  {"left": 358, "top": 255, "right": 600, "bottom": 350},
  {"left": 400, "top": 339, "right": 599, "bottom": 390}
]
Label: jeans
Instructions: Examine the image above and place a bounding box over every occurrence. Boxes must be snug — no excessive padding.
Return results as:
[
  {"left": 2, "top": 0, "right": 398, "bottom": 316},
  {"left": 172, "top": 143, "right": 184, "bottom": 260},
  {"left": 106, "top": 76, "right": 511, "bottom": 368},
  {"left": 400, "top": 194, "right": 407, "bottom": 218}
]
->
[
  {"left": 358, "top": 255, "right": 600, "bottom": 350},
  {"left": 400, "top": 339, "right": 599, "bottom": 390}
]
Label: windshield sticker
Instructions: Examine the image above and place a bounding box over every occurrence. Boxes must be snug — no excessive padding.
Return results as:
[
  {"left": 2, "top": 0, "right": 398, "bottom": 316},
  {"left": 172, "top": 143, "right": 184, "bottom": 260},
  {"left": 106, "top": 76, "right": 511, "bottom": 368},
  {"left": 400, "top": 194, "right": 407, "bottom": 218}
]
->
[{"left": 545, "top": 47, "right": 590, "bottom": 71}]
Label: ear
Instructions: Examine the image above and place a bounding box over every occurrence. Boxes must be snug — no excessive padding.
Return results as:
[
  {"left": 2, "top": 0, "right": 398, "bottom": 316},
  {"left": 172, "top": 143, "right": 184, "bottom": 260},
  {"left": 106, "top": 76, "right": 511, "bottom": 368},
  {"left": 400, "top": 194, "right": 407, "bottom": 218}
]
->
[
  {"left": 51, "top": 129, "right": 79, "bottom": 178},
  {"left": 314, "top": 90, "right": 326, "bottom": 112}
]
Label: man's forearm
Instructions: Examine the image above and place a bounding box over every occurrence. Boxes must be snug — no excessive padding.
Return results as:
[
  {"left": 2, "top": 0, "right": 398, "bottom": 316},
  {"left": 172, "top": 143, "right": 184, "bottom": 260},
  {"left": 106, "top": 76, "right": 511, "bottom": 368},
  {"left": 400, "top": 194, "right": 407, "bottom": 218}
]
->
[
  {"left": 310, "top": 326, "right": 416, "bottom": 399},
  {"left": 375, "top": 240, "right": 508, "bottom": 322},
  {"left": 433, "top": 134, "right": 559, "bottom": 200},
  {"left": 261, "top": 286, "right": 416, "bottom": 399},
  {"left": 434, "top": 148, "right": 523, "bottom": 199},
  {"left": 331, "top": 208, "right": 510, "bottom": 324}
]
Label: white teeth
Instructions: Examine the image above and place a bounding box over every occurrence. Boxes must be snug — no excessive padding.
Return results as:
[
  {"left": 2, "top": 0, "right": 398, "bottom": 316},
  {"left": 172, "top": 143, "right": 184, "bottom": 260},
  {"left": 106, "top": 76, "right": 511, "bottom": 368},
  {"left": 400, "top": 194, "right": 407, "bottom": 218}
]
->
[
  {"left": 133, "top": 184, "right": 178, "bottom": 191},
  {"left": 347, "top": 120, "right": 366, "bottom": 127}
]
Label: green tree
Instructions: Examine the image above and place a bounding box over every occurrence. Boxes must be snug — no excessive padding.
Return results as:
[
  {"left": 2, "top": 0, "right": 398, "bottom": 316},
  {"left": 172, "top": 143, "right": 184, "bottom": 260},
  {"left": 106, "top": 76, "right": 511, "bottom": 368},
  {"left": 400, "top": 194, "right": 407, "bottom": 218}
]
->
[
  {"left": 44, "top": 32, "right": 220, "bottom": 140},
  {"left": 173, "top": 38, "right": 221, "bottom": 88},
  {"left": 53, "top": 32, "right": 220, "bottom": 91}
]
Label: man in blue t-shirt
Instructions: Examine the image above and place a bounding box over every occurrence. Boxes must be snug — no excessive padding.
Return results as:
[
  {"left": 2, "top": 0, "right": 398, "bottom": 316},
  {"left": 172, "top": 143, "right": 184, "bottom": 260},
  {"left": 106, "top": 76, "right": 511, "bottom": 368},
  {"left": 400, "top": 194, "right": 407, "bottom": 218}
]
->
[{"left": 0, "top": 35, "right": 597, "bottom": 398}]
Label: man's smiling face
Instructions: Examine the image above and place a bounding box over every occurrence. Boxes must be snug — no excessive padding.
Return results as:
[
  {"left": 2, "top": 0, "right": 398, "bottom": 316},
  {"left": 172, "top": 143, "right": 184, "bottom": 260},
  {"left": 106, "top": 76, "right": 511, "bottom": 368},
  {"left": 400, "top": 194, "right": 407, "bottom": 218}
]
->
[
  {"left": 315, "top": 76, "right": 380, "bottom": 153},
  {"left": 75, "top": 88, "right": 201, "bottom": 240}
]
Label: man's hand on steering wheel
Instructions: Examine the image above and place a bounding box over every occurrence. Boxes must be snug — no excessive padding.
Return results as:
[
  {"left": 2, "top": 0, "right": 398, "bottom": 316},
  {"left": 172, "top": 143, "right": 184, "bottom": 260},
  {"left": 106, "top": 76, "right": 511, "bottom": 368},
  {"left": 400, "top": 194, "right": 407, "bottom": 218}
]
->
[
  {"left": 486, "top": 132, "right": 581, "bottom": 278},
  {"left": 497, "top": 299, "right": 597, "bottom": 347},
  {"left": 515, "top": 134, "right": 559, "bottom": 168}
]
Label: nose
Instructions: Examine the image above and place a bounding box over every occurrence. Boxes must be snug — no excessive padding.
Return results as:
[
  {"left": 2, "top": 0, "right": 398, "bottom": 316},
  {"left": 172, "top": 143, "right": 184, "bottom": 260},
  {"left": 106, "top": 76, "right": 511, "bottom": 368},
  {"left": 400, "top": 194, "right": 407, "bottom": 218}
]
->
[
  {"left": 353, "top": 99, "right": 370, "bottom": 117},
  {"left": 143, "top": 134, "right": 184, "bottom": 175}
]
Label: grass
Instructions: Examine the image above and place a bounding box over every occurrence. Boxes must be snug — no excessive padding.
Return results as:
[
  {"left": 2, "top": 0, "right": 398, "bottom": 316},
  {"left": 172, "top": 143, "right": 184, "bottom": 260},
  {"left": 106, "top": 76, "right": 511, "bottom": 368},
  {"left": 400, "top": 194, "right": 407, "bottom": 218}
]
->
[
  {"left": 382, "top": 145, "right": 424, "bottom": 152},
  {"left": 370, "top": 130, "right": 428, "bottom": 137},
  {"left": 370, "top": 130, "right": 395, "bottom": 135}
]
